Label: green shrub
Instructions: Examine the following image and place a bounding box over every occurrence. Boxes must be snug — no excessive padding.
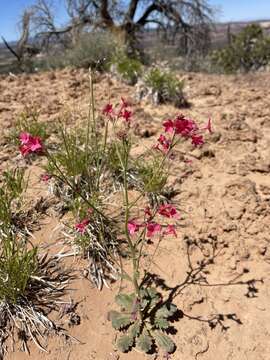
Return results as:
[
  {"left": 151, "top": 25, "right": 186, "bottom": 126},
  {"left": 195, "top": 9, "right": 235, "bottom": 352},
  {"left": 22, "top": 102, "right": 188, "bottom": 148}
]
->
[
  {"left": 36, "top": 31, "right": 116, "bottom": 71},
  {"left": 211, "top": 24, "right": 270, "bottom": 73},
  {"left": 111, "top": 51, "right": 143, "bottom": 85},
  {"left": 144, "top": 67, "right": 187, "bottom": 107},
  {"left": 145, "top": 68, "right": 187, "bottom": 107}
]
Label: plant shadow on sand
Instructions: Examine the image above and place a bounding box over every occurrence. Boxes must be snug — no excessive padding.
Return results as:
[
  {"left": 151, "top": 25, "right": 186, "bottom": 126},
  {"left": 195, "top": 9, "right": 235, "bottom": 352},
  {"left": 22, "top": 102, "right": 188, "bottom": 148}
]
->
[{"left": 141, "top": 234, "right": 263, "bottom": 346}]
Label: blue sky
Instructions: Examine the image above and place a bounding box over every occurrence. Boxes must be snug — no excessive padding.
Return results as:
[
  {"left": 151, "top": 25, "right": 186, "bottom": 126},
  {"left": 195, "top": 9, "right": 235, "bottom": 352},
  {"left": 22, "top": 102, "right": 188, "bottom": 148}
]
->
[{"left": 1, "top": 0, "right": 270, "bottom": 41}]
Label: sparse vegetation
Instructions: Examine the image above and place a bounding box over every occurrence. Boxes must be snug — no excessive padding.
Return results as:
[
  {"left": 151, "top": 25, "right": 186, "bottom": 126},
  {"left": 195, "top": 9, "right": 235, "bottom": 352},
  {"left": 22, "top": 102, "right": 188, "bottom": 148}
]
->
[
  {"left": 143, "top": 68, "right": 187, "bottom": 107},
  {"left": 111, "top": 51, "right": 143, "bottom": 85},
  {"left": 211, "top": 24, "right": 270, "bottom": 73},
  {"left": 0, "top": 164, "right": 72, "bottom": 357}
]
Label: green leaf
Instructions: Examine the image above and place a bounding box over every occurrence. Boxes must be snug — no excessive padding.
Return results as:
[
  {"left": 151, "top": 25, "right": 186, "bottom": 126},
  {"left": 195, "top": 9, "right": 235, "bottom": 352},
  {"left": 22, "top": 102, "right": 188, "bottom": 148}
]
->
[
  {"left": 115, "top": 293, "right": 136, "bottom": 311},
  {"left": 155, "top": 317, "right": 170, "bottom": 329},
  {"left": 117, "top": 334, "right": 134, "bottom": 352},
  {"left": 147, "top": 287, "right": 159, "bottom": 299},
  {"left": 108, "top": 311, "right": 133, "bottom": 330},
  {"left": 137, "top": 332, "right": 153, "bottom": 353},
  {"left": 128, "top": 320, "right": 141, "bottom": 339},
  {"left": 156, "top": 304, "right": 177, "bottom": 319},
  {"left": 152, "top": 331, "right": 175, "bottom": 353}
]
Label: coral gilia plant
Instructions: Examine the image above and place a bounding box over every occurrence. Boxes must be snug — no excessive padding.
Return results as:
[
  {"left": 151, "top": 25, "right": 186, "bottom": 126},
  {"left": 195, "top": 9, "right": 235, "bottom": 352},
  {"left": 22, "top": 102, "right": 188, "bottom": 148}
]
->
[{"left": 101, "top": 101, "right": 211, "bottom": 355}]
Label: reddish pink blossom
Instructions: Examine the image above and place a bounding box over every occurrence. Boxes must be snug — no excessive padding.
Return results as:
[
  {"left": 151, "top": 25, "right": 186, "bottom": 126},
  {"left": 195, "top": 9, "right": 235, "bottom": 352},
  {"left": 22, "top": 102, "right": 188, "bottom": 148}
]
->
[
  {"left": 128, "top": 220, "right": 140, "bottom": 235},
  {"left": 102, "top": 103, "right": 113, "bottom": 116},
  {"left": 191, "top": 134, "right": 204, "bottom": 146},
  {"left": 121, "top": 109, "right": 132, "bottom": 122},
  {"left": 163, "top": 119, "right": 174, "bottom": 133},
  {"left": 155, "top": 134, "right": 171, "bottom": 153},
  {"left": 144, "top": 206, "right": 152, "bottom": 219},
  {"left": 158, "top": 204, "right": 179, "bottom": 219},
  {"left": 164, "top": 225, "right": 177, "bottom": 237},
  {"left": 40, "top": 173, "right": 51, "bottom": 182},
  {"left": 174, "top": 116, "right": 198, "bottom": 137},
  {"left": 19, "top": 132, "right": 31, "bottom": 145},
  {"left": 19, "top": 132, "right": 43, "bottom": 157},
  {"left": 146, "top": 222, "right": 161, "bottom": 238},
  {"left": 75, "top": 218, "right": 90, "bottom": 234}
]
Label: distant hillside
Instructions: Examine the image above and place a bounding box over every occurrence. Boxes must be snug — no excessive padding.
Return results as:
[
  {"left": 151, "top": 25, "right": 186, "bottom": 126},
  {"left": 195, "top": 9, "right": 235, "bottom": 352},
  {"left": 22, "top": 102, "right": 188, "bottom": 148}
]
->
[{"left": 0, "top": 19, "right": 270, "bottom": 74}]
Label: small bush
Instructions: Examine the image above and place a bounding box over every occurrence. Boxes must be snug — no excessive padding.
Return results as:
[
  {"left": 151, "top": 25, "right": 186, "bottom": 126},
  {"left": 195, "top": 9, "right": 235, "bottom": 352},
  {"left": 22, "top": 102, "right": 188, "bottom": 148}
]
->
[
  {"left": 141, "top": 67, "right": 187, "bottom": 107},
  {"left": 111, "top": 51, "right": 143, "bottom": 85},
  {"left": 211, "top": 24, "right": 270, "bottom": 73},
  {"left": 36, "top": 31, "right": 116, "bottom": 71}
]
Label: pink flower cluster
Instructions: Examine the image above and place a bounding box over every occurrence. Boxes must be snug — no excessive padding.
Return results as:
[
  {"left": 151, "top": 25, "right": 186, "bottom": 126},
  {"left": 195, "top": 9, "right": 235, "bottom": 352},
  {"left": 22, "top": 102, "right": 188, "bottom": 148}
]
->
[
  {"left": 128, "top": 204, "right": 179, "bottom": 239},
  {"left": 75, "top": 219, "right": 90, "bottom": 234},
  {"left": 19, "top": 132, "right": 43, "bottom": 157},
  {"left": 155, "top": 115, "right": 212, "bottom": 153},
  {"left": 75, "top": 209, "right": 93, "bottom": 234},
  {"left": 102, "top": 97, "right": 133, "bottom": 123}
]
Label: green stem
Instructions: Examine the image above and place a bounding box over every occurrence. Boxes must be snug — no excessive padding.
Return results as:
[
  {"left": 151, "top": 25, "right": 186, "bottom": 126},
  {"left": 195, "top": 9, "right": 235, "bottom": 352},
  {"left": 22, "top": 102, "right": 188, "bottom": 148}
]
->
[{"left": 121, "top": 140, "right": 142, "bottom": 319}]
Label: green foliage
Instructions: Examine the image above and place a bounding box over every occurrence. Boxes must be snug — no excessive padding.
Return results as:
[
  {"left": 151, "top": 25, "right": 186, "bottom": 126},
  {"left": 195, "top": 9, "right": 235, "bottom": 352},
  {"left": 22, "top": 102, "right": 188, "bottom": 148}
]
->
[
  {"left": 136, "top": 156, "right": 168, "bottom": 194},
  {"left": 0, "top": 168, "right": 27, "bottom": 228},
  {"left": 115, "top": 293, "right": 136, "bottom": 311},
  {"left": 109, "top": 310, "right": 133, "bottom": 330},
  {"left": 144, "top": 68, "right": 186, "bottom": 107},
  {"left": 36, "top": 32, "right": 116, "bottom": 71},
  {"left": 137, "top": 331, "right": 152, "bottom": 352},
  {"left": 9, "top": 107, "right": 48, "bottom": 145},
  {"left": 0, "top": 234, "right": 38, "bottom": 304},
  {"left": 211, "top": 24, "right": 270, "bottom": 73},
  {"left": 109, "top": 288, "right": 177, "bottom": 354},
  {"left": 117, "top": 334, "right": 134, "bottom": 352},
  {"left": 111, "top": 51, "right": 143, "bottom": 85},
  {"left": 47, "top": 127, "right": 90, "bottom": 179},
  {"left": 152, "top": 331, "right": 176, "bottom": 353}
]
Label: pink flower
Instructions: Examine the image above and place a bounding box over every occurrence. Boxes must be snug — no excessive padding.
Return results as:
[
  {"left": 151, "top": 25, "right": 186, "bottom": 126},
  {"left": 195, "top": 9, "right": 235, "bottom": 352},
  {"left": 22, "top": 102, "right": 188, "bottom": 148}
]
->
[
  {"left": 158, "top": 204, "right": 179, "bottom": 219},
  {"left": 155, "top": 134, "right": 171, "bottom": 153},
  {"left": 121, "top": 109, "right": 132, "bottom": 122},
  {"left": 102, "top": 103, "right": 113, "bottom": 116},
  {"left": 19, "top": 132, "right": 31, "bottom": 144},
  {"left": 191, "top": 134, "right": 204, "bottom": 147},
  {"left": 144, "top": 206, "right": 152, "bottom": 219},
  {"left": 40, "top": 173, "right": 51, "bottom": 182},
  {"left": 19, "top": 144, "right": 32, "bottom": 156},
  {"left": 174, "top": 116, "right": 197, "bottom": 137},
  {"left": 163, "top": 119, "right": 174, "bottom": 133},
  {"left": 29, "top": 137, "right": 43, "bottom": 152},
  {"left": 19, "top": 132, "right": 43, "bottom": 157},
  {"left": 146, "top": 222, "right": 161, "bottom": 238},
  {"left": 164, "top": 225, "right": 177, "bottom": 237},
  {"left": 75, "top": 219, "right": 90, "bottom": 234},
  {"left": 128, "top": 220, "right": 140, "bottom": 235}
]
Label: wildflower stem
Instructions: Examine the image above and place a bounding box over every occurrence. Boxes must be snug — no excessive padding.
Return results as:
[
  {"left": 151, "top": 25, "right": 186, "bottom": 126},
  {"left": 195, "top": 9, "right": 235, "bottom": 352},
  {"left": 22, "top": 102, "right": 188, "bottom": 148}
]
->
[{"left": 121, "top": 139, "right": 142, "bottom": 320}]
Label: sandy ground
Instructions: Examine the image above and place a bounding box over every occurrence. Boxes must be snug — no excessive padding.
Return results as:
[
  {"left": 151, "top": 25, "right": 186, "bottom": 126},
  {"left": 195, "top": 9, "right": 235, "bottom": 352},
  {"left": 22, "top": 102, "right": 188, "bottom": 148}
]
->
[{"left": 1, "top": 68, "right": 270, "bottom": 360}]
